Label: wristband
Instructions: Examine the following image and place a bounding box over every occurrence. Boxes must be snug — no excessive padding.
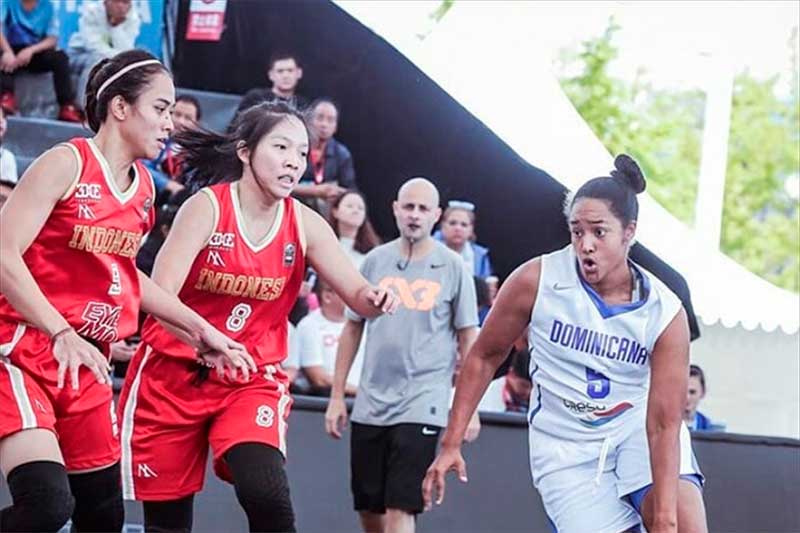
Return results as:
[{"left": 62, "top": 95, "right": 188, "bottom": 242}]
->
[{"left": 51, "top": 327, "right": 74, "bottom": 343}]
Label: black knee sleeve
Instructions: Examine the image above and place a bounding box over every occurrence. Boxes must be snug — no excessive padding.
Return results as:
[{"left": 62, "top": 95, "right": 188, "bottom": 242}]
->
[
  {"left": 226, "top": 443, "right": 295, "bottom": 533},
  {"left": 68, "top": 463, "right": 124, "bottom": 532},
  {"left": 0, "top": 461, "right": 75, "bottom": 532},
  {"left": 143, "top": 496, "right": 194, "bottom": 533}
]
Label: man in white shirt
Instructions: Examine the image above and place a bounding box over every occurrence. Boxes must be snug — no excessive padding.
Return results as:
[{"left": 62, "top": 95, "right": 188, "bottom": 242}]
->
[
  {"left": 67, "top": 0, "right": 141, "bottom": 109},
  {"left": 297, "top": 278, "right": 364, "bottom": 396}
]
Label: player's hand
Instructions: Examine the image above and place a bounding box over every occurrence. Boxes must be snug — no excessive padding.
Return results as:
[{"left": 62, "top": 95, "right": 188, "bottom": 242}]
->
[
  {"left": 52, "top": 329, "right": 112, "bottom": 390},
  {"left": 367, "top": 285, "right": 400, "bottom": 314},
  {"left": 324, "top": 396, "right": 348, "bottom": 439},
  {"left": 317, "top": 183, "right": 346, "bottom": 201},
  {"left": 422, "top": 445, "right": 468, "bottom": 511},
  {"left": 109, "top": 339, "right": 137, "bottom": 363},
  {"left": 464, "top": 411, "right": 481, "bottom": 443},
  {"left": 196, "top": 325, "right": 256, "bottom": 381}
]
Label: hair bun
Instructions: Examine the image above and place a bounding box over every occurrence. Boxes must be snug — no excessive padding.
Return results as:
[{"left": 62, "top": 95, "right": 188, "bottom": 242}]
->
[{"left": 610, "top": 154, "right": 646, "bottom": 194}]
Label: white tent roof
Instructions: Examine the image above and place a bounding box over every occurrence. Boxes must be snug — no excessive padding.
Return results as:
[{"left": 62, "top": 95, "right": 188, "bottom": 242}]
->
[{"left": 338, "top": 1, "right": 800, "bottom": 334}]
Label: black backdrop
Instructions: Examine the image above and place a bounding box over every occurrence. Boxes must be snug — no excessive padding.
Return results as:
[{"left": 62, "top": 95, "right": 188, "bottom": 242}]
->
[{"left": 172, "top": 0, "right": 700, "bottom": 339}]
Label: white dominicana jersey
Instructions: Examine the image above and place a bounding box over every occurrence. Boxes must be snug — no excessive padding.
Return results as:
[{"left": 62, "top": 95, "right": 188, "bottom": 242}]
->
[{"left": 527, "top": 245, "right": 682, "bottom": 440}]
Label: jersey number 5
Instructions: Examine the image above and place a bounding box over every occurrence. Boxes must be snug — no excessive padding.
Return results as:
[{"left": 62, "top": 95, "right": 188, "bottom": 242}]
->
[
  {"left": 585, "top": 367, "right": 610, "bottom": 399},
  {"left": 226, "top": 303, "right": 252, "bottom": 332}
]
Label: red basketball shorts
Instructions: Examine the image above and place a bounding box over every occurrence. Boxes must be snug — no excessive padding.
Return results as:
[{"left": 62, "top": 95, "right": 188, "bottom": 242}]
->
[
  {"left": 118, "top": 344, "right": 293, "bottom": 501},
  {"left": 0, "top": 322, "right": 119, "bottom": 471}
]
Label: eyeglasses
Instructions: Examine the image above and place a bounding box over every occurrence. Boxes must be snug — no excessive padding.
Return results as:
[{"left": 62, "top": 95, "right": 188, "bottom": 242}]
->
[{"left": 447, "top": 200, "right": 475, "bottom": 211}]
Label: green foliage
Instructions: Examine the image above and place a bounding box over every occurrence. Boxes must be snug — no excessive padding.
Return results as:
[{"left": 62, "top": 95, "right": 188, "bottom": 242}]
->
[{"left": 559, "top": 20, "right": 800, "bottom": 292}]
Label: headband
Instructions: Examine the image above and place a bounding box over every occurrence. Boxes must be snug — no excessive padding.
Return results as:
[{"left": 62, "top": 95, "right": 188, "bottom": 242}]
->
[{"left": 96, "top": 59, "right": 162, "bottom": 99}]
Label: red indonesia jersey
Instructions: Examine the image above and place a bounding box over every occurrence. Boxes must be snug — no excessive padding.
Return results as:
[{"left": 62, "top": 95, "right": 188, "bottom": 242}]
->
[
  {"left": 142, "top": 182, "right": 306, "bottom": 366},
  {"left": 0, "top": 138, "right": 156, "bottom": 343}
]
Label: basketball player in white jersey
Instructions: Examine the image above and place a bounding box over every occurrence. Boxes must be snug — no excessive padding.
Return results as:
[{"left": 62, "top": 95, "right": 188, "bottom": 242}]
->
[{"left": 423, "top": 155, "right": 708, "bottom": 533}]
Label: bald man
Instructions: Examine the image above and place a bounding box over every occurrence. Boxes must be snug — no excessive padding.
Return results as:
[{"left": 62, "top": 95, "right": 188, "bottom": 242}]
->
[{"left": 325, "top": 177, "right": 480, "bottom": 533}]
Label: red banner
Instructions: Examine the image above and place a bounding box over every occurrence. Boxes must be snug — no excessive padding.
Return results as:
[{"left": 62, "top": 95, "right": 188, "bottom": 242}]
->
[{"left": 185, "top": 0, "right": 227, "bottom": 41}]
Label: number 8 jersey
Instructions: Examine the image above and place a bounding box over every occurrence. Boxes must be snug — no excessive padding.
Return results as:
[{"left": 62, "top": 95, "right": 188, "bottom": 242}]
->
[
  {"left": 527, "top": 244, "right": 682, "bottom": 440},
  {"left": 141, "top": 182, "right": 306, "bottom": 366}
]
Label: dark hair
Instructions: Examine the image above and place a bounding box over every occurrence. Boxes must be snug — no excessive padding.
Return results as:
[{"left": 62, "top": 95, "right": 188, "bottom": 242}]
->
[
  {"left": 473, "top": 276, "right": 491, "bottom": 308},
  {"left": 175, "top": 94, "right": 202, "bottom": 121},
  {"left": 312, "top": 276, "right": 332, "bottom": 297},
  {"left": 329, "top": 190, "right": 382, "bottom": 254},
  {"left": 511, "top": 348, "right": 531, "bottom": 380},
  {"left": 565, "top": 154, "right": 647, "bottom": 227},
  {"left": 309, "top": 97, "right": 339, "bottom": 116},
  {"left": 84, "top": 49, "right": 169, "bottom": 133},
  {"left": 268, "top": 51, "right": 301, "bottom": 71},
  {"left": 690, "top": 364, "right": 706, "bottom": 391},
  {"left": 177, "top": 101, "right": 309, "bottom": 191}
]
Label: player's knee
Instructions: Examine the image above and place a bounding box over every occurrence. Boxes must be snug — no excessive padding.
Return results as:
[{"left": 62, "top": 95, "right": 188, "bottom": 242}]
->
[
  {"left": 2, "top": 461, "right": 75, "bottom": 532},
  {"left": 69, "top": 463, "right": 124, "bottom": 532},
  {"left": 227, "top": 443, "right": 295, "bottom": 532}
]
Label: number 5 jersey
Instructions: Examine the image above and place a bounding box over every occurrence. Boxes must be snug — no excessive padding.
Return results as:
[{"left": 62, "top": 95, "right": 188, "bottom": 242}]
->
[{"left": 527, "top": 244, "right": 683, "bottom": 440}]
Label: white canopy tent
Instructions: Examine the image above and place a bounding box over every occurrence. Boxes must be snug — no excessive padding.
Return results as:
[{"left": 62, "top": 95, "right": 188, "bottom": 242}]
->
[{"left": 338, "top": 1, "right": 800, "bottom": 437}]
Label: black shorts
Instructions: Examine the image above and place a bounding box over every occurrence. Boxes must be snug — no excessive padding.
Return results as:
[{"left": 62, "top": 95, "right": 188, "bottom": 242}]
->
[{"left": 350, "top": 422, "right": 441, "bottom": 514}]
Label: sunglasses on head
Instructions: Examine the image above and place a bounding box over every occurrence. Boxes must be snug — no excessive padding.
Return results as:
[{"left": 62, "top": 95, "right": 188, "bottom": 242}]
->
[{"left": 448, "top": 200, "right": 475, "bottom": 211}]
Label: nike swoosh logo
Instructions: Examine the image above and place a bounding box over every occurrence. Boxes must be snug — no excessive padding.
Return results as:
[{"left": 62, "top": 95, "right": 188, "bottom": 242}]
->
[
  {"left": 553, "top": 282, "right": 572, "bottom": 291},
  {"left": 421, "top": 426, "right": 438, "bottom": 435}
]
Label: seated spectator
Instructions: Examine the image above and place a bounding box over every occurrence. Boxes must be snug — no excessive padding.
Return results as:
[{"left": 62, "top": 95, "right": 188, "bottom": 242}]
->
[
  {"left": 329, "top": 190, "right": 381, "bottom": 269},
  {"left": 135, "top": 188, "right": 191, "bottom": 275},
  {"left": 144, "top": 94, "right": 201, "bottom": 199},
  {"left": 282, "top": 320, "right": 302, "bottom": 387},
  {"left": 0, "top": 0, "right": 81, "bottom": 122},
  {"left": 233, "top": 51, "right": 308, "bottom": 120},
  {"left": 296, "top": 278, "right": 364, "bottom": 397},
  {"left": 0, "top": 106, "right": 18, "bottom": 183},
  {"left": 293, "top": 99, "right": 356, "bottom": 214},
  {"left": 67, "top": 0, "right": 140, "bottom": 110},
  {"left": 473, "top": 274, "right": 492, "bottom": 325},
  {"left": 0, "top": 178, "right": 15, "bottom": 208},
  {"left": 503, "top": 342, "right": 532, "bottom": 413},
  {"left": 436, "top": 200, "right": 493, "bottom": 279},
  {"left": 684, "top": 364, "right": 721, "bottom": 431}
]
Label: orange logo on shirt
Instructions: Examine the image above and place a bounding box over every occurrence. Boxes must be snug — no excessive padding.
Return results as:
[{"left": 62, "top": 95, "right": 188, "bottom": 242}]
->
[{"left": 379, "top": 277, "right": 441, "bottom": 311}]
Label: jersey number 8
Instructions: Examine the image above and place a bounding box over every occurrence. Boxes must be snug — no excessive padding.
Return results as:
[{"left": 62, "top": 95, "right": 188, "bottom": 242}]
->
[{"left": 226, "top": 303, "right": 252, "bottom": 332}]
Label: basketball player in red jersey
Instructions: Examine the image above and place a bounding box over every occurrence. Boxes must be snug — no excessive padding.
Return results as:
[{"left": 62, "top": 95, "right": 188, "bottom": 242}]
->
[
  {"left": 118, "top": 101, "right": 399, "bottom": 532},
  {"left": 0, "top": 50, "right": 253, "bottom": 532}
]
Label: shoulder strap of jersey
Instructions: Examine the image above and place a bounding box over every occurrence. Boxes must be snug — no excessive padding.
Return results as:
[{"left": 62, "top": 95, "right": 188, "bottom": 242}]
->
[
  {"left": 199, "top": 186, "right": 222, "bottom": 247},
  {"left": 55, "top": 139, "right": 85, "bottom": 201}
]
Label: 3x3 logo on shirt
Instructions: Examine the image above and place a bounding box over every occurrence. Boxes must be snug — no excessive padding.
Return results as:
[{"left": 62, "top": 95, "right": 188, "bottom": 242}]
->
[{"left": 378, "top": 277, "right": 441, "bottom": 311}]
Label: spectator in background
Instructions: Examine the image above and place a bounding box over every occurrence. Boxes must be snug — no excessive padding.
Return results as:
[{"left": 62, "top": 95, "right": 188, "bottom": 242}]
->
[
  {"left": 234, "top": 51, "right": 308, "bottom": 119},
  {"left": 282, "top": 320, "right": 301, "bottom": 387},
  {"left": 329, "top": 190, "right": 381, "bottom": 269},
  {"left": 294, "top": 99, "right": 356, "bottom": 213},
  {"left": 297, "top": 278, "right": 364, "bottom": 397},
  {"left": 136, "top": 188, "right": 191, "bottom": 276},
  {"left": 503, "top": 344, "right": 532, "bottom": 413},
  {"left": 67, "top": 0, "right": 140, "bottom": 111},
  {"left": 436, "top": 200, "right": 493, "bottom": 279},
  {"left": 685, "top": 364, "right": 718, "bottom": 431},
  {"left": 0, "top": 0, "right": 82, "bottom": 122},
  {"left": 144, "top": 94, "right": 202, "bottom": 199},
  {"left": 0, "top": 178, "right": 15, "bottom": 208},
  {"left": 0, "top": 107, "right": 18, "bottom": 184}
]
